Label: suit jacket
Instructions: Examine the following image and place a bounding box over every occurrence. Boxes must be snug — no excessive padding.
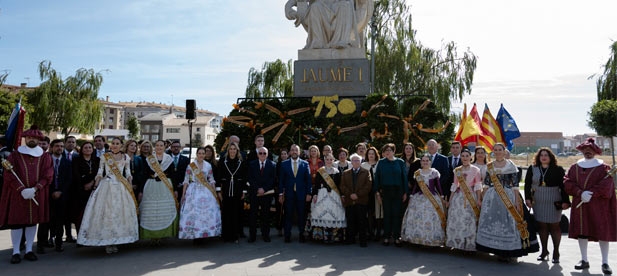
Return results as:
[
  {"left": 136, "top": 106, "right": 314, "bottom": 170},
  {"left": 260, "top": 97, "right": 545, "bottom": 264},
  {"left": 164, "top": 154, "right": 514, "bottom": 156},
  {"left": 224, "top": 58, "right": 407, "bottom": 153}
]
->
[
  {"left": 447, "top": 155, "right": 463, "bottom": 197},
  {"left": 248, "top": 159, "right": 276, "bottom": 199},
  {"left": 278, "top": 158, "right": 312, "bottom": 199},
  {"left": 430, "top": 153, "right": 451, "bottom": 198},
  {"left": 340, "top": 167, "right": 372, "bottom": 207},
  {"left": 170, "top": 154, "right": 190, "bottom": 191},
  {"left": 51, "top": 155, "right": 72, "bottom": 202},
  {"left": 62, "top": 150, "right": 79, "bottom": 161}
]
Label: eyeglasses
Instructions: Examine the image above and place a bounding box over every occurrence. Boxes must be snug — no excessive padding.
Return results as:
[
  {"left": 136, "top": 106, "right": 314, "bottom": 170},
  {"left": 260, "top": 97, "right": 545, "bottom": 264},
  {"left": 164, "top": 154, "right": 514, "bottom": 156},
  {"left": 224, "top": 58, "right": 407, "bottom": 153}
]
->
[{"left": 258, "top": 152, "right": 267, "bottom": 155}]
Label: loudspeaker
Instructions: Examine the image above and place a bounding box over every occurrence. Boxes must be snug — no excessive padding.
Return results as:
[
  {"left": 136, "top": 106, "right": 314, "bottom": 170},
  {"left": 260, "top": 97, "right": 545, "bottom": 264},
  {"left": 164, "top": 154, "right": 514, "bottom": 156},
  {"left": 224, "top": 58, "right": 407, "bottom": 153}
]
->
[{"left": 186, "top": 99, "right": 196, "bottom": 120}]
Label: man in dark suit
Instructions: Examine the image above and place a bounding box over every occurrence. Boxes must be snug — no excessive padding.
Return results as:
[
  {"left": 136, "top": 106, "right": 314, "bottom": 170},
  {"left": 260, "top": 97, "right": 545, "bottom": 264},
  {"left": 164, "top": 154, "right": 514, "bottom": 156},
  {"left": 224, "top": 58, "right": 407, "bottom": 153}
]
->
[
  {"left": 446, "top": 141, "right": 463, "bottom": 200},
  {"left": 278, "top": 144, "right": 312, "bottom": 243},
  {"left": 38, "top": 139, "right": 72, "bottom": 253},
  {"left": 340, "top": 153, "right": 372, "bottom": 247},
  {"left": 93, "top": 135, "right": 108, "bottom": 157},
  {"left": 426, "top": 139, "right": 451, "bottom": 200},
  {"left": 248, "top": 147, "right": 276, "bottom": 243},
  {"left": 169, "top": 141, "right": 190, "bottom": 203},
  {"left": 247, "top": 134, "right": 274, "bottom": 162},
  {"left": 61, "top": 136, "right": 79, "bottom": 243}
]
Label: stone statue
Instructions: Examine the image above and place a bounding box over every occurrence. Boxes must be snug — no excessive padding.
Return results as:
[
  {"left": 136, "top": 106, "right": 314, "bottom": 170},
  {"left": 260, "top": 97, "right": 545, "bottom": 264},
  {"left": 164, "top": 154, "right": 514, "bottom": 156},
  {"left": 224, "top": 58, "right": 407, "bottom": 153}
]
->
[{"left": 285, "top": 0, "right": 374, "bottom": 50}]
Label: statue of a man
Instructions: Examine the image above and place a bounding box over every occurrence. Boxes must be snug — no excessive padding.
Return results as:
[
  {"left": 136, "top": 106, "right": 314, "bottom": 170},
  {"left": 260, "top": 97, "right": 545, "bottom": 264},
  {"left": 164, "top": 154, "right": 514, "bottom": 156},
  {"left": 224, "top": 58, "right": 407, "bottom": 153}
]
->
[{"left": 285, "top": 0, "right": 374, "bottom": 50}]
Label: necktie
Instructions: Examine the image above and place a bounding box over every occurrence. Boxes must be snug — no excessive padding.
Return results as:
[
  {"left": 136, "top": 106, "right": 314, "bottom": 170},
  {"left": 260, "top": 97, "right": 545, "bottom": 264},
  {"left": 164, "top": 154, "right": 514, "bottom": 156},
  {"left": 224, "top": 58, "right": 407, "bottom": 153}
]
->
[
  {"left": 293, "top": 160, "right": 298, "bottom": 177},
  {"left": 260, "top": 162, "right": 264, "bottom": 175},
  {"left": 453, "top": 157, "right": 458, "bottom": 167},
  {"left": 430, "top": 155, "right": 434, "bottom": 162},
  {"left": 54, "top": 158, "right": 60, "bottom": 188},
  {"left": 174, "top": 155, "right": 179, "bottom": 167},
  {"left": 67, "top": 152, "right": 72, "bottom": 161}
]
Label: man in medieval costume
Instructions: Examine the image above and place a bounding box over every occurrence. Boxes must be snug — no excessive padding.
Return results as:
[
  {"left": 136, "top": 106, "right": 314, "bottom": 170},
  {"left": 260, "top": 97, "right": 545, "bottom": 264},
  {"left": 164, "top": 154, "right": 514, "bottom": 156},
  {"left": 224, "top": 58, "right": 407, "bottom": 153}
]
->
[
  {"left": 564, "top": 137, "right": 616, "bottom": 275},
  {"left": 0, "top": 126, "right": 53, "bottom": 264}
]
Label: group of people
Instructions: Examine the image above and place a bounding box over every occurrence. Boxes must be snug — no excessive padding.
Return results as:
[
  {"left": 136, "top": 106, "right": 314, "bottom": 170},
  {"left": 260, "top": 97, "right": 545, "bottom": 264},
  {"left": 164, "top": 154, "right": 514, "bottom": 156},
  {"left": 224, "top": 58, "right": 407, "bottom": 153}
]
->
[{"left": 0, "top": 126, "right": 615, "bottom": 275}]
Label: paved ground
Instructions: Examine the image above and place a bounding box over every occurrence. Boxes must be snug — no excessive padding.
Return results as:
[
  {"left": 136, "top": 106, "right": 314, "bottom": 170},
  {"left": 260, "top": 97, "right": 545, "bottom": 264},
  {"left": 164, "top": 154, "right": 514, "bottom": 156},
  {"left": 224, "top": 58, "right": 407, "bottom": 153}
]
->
[{"left": 0, "top": 223, "right": 615, "bottom": 276}]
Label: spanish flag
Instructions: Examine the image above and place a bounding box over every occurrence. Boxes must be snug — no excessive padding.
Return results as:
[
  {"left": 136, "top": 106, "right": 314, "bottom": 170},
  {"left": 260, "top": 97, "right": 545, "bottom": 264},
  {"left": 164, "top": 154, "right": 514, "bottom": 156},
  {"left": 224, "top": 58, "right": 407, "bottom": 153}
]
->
[
  {"left": 460, "top": 103, "right": 482, "bottom": 145},
  {"left": 478, "top": 104, "right": 504, "bottom": 153},
  {"left": 453, "top": 103, "right": 467, "bottom": 142}
]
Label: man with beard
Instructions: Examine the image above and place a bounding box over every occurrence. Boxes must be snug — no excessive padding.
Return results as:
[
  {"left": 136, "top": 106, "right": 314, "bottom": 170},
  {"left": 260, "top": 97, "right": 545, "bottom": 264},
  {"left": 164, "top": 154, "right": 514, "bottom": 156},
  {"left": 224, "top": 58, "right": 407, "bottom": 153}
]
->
[
  {"left": 169, "top": 141, "right": 189, "bottom": 203},
  {"left": 564, "top": 138, "right": 616, "bottom": 275},
  {"left": 93, "top": 135, "right": 107, "bottom": 157},
  {"left": 0, "top": 126, "right": 53, "bottom": 264},
  {"left": 278, "top": 144, "right": 312, "bottom": 243},
  {"left": 38, "top": 136, "right": 50, "bottom": 152},
  {"left": 37, "top": 139, "right": 72, "bottom": 253}
]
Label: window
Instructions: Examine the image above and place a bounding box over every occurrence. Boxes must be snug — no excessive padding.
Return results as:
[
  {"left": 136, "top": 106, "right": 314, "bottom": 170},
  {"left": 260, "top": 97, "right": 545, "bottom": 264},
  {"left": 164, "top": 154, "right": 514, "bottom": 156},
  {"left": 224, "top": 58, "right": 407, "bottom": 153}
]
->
[
  {"left": 143, "top": 125, "right": 150, "bottom": 132},
  {"left": 151, "top": 135, "right": 159, "bottom": 141},
  {"left": 196, "top": 127, "right": 201, "bottom": 132},
  {"left": 151, "top": 125, "right": 160, "bottom": 132},
  {"left": 166, "top": 128, "right": 180, "bottom": 133}
]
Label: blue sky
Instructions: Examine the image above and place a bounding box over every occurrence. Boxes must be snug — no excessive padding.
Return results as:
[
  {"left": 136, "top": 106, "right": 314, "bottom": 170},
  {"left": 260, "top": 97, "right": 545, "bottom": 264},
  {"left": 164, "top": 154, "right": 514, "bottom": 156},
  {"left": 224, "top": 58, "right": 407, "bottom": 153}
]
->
[{"left": 1, "top": 0, "right": 616, "bottom": 136}]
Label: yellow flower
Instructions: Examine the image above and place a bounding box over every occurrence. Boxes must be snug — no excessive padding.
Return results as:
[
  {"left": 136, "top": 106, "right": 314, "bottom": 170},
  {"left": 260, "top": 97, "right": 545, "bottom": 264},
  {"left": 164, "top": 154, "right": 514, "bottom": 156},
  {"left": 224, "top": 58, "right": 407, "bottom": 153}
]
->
[{"left": 337, "top": 99, "right": 356, "bottom": 115}]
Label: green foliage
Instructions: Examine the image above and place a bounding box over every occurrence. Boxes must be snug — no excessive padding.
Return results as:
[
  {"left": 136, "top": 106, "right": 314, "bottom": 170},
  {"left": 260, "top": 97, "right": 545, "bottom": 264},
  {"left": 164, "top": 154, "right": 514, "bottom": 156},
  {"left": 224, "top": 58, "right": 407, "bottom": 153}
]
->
[
  {"left": 27, "top": 61, "right": 104, "bottom": 136},
  {"left": 127, "top": 115, "right": 140, "bottom": 139},
  {"left": 372, "top": 0, "right": 477, "bottom": 114},
  {"left": 0, "top": 71, "right": 8, "bottom": 86},
  {"left": 0, "top": 89, "right": 29, "bottom": 131},
  {"left": 592, "top": 41, "right": 617, "bottom": 101},
  {"left": 588, "top": 100, "right": 617, "bottom": 136},
  {"left": 215, "top": 95, "right": 453, "bottom": 156},
  {"left": 246, "top": 59, "right": 294, "bottom": 98}
]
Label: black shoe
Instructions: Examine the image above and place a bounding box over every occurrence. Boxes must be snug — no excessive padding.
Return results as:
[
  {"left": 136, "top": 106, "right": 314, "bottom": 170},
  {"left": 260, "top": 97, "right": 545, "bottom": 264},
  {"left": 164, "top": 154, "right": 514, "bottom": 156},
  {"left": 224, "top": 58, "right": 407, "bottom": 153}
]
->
[
  {"left": 602, "top": 263, "right": 613, "bottom": 275},
  {"left": 65, "top": 236, "right": 76, "bottom": 243},
  {"left": 46, "top": 238, "right": 55, "bottom": 248},
  {"left": 10, "top": 254, "right": 21, "bottom": 264},
  {"left": 284, "top": 237, "right": 291, "bottom": 243},
  {"left": 575, "top": 260, "right": 589, "bottom": 270},
  {"left": 36, "top": 247, "right": 45, "bottom": 254},
  {"left": 263, "top": 236, "right": 271, "bottom": 243},
  {"left": 248, "top": 237, "right": 256, "bottom": 243},
  {"left": 537, "top": 251, "right": 549, "bottom": 261},
  {"left": 55, "top": 245, "right": 64, "bottom": 252},
  {"left": 23, "top": 252, "right": 37, "bottom": 261}
]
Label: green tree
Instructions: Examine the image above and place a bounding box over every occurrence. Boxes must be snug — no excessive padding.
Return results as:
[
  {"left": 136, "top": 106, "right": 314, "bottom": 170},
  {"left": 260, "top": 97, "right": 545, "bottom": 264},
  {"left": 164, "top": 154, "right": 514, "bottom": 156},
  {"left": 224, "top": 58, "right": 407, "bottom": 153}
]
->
[
  {"left": 27, "top": 61, "right": 104, "bottom": 136},
  {"left": 0, "top": 71, "right": 8, "bottom": 86},
  {"left": 245, "top": 59, "right": 294, "bottom": 98},
  {"left": 591, "top": 41, "right": 617, "bottom": 101},
  {"left": 588, "top": 100, "right": 617, "bottom": 137},
  {"left": 0, "top": 89, "right": 26, "bottom": 131},
  {"left": 127, "top": 115, "right": 140, "bottom": 139},
  {"left": 372, "top": 0, "right": 477, "bottom": 114}
]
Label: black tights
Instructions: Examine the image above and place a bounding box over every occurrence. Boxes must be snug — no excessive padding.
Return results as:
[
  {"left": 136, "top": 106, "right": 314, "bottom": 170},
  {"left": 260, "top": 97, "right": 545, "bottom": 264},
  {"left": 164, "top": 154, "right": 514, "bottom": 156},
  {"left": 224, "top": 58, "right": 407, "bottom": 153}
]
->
[{"left": 538, "top": 222, "right": 562, "bottom": 258}]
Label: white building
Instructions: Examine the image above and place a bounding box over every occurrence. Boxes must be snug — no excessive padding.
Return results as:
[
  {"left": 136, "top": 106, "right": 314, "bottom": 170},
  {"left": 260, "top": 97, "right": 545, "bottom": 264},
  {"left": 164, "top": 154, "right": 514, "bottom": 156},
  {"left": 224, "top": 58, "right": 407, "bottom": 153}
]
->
[{"left": 138, "top": 111, "right": 220, "bottom": 147}]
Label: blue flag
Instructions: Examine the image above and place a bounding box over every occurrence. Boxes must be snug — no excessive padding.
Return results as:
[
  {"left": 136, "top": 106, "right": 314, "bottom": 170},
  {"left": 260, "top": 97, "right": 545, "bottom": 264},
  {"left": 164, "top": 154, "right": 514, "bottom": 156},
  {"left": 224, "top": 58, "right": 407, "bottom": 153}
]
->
[
  {"left": 5, "top": 100, "right": 26, "bottom": 150},
  {"left": 496, "top": 104, "right": 520, "bottom": 151}
]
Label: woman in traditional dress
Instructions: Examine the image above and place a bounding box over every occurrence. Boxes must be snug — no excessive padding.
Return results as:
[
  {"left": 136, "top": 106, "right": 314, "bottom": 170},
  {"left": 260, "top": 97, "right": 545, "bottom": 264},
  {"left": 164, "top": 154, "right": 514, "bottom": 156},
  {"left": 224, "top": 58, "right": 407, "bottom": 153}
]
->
[
  {"left": 401, "top": 154, "right": 445, "bottom": 246},
  {"left": 139, "top": 140, "right": 178, "bottom": 242},
  {"left": 476, "top": 143, "right": 538, "bottom": 262},
  {"left": 71, "top": 142, "right": 99, "bottom": 237},
  {"left": 204, "top": 145, "right": 218, "bottom": 180},
  {"left": 217, "top": 142, "right": 247, "bottom": 243},
  {"left": 524, "top": 147, "right": 569, "bottom": 263},
  {"left": 179, "top": 147, "right": 221, "bottom": 241},
  {"left": 124, "top": 140, "right": 144, "bottom": 197},
  {"left": 77, "top": 138, "right": 139, "bottom": 254},
  {"left": 308, "top": 153, "right": 346, "bottom": 243},
  {"left": 374, "top": 143, "right": 408, "bottom": 247},
  {"left": 304, "top": 145, "right": 324, "bottom": 235},
  {"left": 472, "top": 146, "right": 489, "bottom": 182},
  {"left": 335, "top": 148, "right": 350, "bottom": 172},
  {"left": 446, "top": 149, "right": 482, "bottom": 251},
  {"left": 362, "top": 146, "right": 382, "bottom": 241}
]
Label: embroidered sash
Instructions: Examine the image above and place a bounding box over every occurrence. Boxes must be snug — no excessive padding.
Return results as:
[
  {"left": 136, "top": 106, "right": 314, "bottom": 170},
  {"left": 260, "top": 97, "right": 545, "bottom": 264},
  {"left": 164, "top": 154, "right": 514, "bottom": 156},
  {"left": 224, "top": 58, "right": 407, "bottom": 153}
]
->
[
  {"left": 454, "top": 167, "right": 480, "bottom": 220},
  {"left": 147, "top": 155, "right": 179, "bottom": 210},
  {"left": 317, "top": 167, "right": 339, "bottom": 195},
  {"left": 414, "top": 170, "right": 447, "bottom": 231},
  {"left": 487, "top": 162, "right": 529, "bottom": 248},
  {"left": 103, "top": 153, "right": 139, "bottom": 215},
  {"left": 190, "top": 162, "right": 220, "bottom": 207}
]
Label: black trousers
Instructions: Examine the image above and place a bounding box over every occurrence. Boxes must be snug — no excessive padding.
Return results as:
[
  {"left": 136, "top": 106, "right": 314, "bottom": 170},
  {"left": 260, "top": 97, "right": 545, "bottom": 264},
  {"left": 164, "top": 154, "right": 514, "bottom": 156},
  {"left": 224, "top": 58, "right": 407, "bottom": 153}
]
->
[
  {"left": 249, "top": 195, "right": 272, "bottom": 238},
  {"left": 222, "top": 195, "right": 241, "bottom": 242},
  {"left": 38, "top": 199, "right": 66, "bottom": 248},
  {"left": 346, "top": 204, "right": 368, "bottom": 243}
]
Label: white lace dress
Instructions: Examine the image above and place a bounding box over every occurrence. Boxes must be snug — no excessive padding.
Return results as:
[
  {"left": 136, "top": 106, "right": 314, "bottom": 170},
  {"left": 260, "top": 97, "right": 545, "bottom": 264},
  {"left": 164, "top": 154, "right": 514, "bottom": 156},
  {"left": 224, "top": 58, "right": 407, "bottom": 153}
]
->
[
  {"left": 445, "top": 165, "right": 482, "bottom": 251},
  {"left": 77, "top": 154, "right": 139, "bottom": 246},
  {"left": 179, "top": 161, "right": 221, "bottom": 239}
]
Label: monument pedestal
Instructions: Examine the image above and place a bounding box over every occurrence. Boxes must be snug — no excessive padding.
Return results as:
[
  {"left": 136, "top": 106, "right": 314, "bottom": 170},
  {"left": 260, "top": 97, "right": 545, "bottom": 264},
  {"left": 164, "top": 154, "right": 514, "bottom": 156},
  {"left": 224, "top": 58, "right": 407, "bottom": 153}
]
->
[{"left": 298, "top": 48, "right": 366, "bottom": 61}]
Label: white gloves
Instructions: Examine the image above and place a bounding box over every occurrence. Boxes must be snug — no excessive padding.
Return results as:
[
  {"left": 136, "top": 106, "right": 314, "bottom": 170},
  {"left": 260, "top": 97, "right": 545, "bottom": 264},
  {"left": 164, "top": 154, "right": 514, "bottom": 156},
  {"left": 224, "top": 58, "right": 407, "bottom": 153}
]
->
[
  {"left": 581, "top": 191, "right": 593, "bottom": 203},
  {"left": 21, "top": 188, "right": 36, "bottom": 199}
]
